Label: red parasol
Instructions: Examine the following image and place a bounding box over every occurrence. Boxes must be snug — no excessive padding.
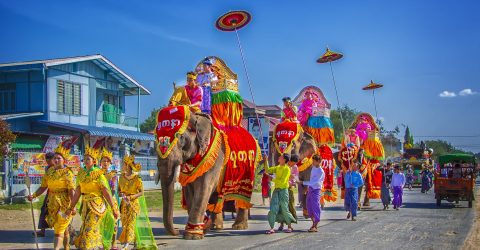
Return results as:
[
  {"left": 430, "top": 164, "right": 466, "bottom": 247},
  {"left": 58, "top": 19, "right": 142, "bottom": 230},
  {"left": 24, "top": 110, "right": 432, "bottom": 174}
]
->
[
  {"left": 216, "top": 10, "right": 251, "bottom": 31},
  {"left": 316, "top": 48, "right": 344, "bottom": 63}
]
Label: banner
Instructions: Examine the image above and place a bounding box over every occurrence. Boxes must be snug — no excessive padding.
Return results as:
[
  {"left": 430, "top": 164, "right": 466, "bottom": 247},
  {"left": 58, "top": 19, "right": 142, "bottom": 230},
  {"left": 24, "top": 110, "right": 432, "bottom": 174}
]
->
[
  {"left": 247, "top": 117, "right": 269, "bottom": 155},
  {"left": 17, "top": 153, "right": 47, "bottom": 177}
]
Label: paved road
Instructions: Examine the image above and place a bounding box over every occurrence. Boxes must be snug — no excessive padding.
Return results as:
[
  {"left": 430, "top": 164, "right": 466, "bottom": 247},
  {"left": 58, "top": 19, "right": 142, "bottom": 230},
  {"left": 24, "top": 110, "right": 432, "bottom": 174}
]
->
[{"left": 0, "top": 185, "right": 476, "bottom": 250}]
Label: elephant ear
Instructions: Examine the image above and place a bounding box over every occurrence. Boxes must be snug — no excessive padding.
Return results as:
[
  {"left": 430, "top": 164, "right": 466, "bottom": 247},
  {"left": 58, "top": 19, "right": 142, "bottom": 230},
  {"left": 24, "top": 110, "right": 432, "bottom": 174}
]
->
[{"left": 193, "top": 114, "right": 213, "bottom": 156}]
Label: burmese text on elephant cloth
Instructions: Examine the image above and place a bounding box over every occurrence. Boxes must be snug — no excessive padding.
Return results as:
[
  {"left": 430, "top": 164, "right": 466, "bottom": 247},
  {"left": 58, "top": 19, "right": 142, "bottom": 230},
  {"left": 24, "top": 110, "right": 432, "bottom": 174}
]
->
[
  {"left": 155, "top": 105, "right": 190, "bottom": 159},
  {"left": 273, "top": 121, "right": 301, "bottom": 154},
  {"left": 214, "top": 127, "right": 261, "bottom": 211}
]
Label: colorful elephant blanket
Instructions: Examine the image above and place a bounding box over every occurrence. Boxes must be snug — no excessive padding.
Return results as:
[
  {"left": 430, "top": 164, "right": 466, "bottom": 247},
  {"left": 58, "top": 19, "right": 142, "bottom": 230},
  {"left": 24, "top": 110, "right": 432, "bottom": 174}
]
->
[
  {"left": 273, "top": 121, "right": 301, "bottom": 154},
  {"left": 210, "top": 126, "right": 261, "bottom": 212},
  {"left": 155, "top": 105, "right": 190, "bottom": 158}
]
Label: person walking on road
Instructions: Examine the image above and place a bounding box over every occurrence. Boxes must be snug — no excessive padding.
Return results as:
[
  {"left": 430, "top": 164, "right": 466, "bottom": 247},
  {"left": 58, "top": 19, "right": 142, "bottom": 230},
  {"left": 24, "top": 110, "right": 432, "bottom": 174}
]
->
[
  {"left": 392, "top": 165, "right": 406, "bottom": 210},
  {"left": 420, "top": 166, "right": 433, "bottom": 194},
  {"left": 344, "top": 163, "right": 364, "bottom": 221},
  {"left": 379, "top": 162, "right": 393, "bottom": 210},
  {"left": 278, "top": 154, "right": 300, "bottom": 231},
  {"left": 264, "top": 153, "right": 297, "bottom": 234},
  {"left": 297, "top": 154, "right": 325, "bottom": 232},
  {"left": 35, "top": 152, "right": 55, "bottom": 237}
]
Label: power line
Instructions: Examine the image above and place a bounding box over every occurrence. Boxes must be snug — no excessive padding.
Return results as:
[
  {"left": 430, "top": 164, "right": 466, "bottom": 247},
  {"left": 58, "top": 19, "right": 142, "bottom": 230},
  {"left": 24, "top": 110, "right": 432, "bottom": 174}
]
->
[{"left": 415, "top": 135, "right": 480, "bottom": 138}]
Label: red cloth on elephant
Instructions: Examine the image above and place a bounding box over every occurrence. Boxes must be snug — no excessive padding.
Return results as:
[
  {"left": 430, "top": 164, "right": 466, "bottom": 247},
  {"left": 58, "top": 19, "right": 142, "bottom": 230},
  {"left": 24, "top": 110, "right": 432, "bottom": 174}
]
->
[
  {"left": 155, "top": 105, "right": 189, "bottom": 157},
  {"left": 366, "top": 160, "right": 382, "bottom": 199},
  {"left": 273, "top": 121, "right": 301, "bottom": 154},
  {"left": 215, "top": 127, "right": 260, "bottom": 211},
  {"left": 319, "top": 145, "right": 337, "bottom": 202}
]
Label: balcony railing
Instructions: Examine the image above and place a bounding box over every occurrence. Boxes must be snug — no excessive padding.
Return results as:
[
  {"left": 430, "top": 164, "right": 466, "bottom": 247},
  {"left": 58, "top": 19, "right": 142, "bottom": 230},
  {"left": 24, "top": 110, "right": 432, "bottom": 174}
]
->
[{"left": 96, "top": 110, "right": 138, "bottom": 128}]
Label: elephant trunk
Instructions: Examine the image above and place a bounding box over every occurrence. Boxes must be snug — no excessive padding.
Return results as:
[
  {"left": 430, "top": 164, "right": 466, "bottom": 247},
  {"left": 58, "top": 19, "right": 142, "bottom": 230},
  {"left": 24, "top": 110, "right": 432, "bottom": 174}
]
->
[{"left": 159, "top": 159, "right": 180, "bottom": 236}]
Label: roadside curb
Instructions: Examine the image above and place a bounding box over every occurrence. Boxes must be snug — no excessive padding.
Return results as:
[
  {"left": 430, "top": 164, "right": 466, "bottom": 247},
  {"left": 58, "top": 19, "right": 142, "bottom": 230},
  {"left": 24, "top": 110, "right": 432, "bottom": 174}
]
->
[{"left": 462, "top": 182, "right": 480, "bottom": 250}]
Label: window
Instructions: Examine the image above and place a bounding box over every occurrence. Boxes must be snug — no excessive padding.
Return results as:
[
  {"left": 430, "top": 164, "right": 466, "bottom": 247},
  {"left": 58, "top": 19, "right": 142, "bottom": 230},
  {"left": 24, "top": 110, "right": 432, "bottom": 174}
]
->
[
  {"left": 57, "top": 80, "right": 81, "bottom": 115},
  {"left": 0, "top": 84, "right": 16, "bottom": 113}
]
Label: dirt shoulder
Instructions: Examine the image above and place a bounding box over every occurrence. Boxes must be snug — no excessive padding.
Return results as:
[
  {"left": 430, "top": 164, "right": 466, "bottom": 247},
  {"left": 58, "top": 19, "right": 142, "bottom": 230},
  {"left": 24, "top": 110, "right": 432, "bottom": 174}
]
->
[{"left": 462, "top": 184, "right": 480, "bottom": 250}]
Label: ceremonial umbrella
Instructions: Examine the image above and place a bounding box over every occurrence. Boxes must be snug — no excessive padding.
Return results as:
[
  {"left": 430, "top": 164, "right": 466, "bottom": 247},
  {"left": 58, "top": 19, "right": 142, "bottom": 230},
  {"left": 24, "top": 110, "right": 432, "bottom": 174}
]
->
[
  {"left": 215, "top": 10, "right": 266, "bottom": 151},
  {"left": 362, "top": 80, "right": 384, "bottom": 121},
  {"left": 316, "top": 47, "right": 345, "bottom": 136}
]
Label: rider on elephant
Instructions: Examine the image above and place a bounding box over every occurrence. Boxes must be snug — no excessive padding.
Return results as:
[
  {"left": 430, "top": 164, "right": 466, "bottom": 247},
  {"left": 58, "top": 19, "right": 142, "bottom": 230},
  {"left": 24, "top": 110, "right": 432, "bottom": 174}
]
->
[
  {"left": 169, "top": 72, "right": 203, "bottom": 113},
  {"left": 281, "top": 97, "right": 298, "bottom": 122},
  {"left": 195, "top": 57, "right": 218, "bottom": 114}
]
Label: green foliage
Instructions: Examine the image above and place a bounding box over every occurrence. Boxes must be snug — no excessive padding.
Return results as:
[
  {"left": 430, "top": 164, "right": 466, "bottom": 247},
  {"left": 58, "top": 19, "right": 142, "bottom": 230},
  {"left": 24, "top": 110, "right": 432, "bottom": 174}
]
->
[
  {"left": 0, "top": 195, "right": 45, "bottom": 210},
  {"left": 140, "top": 107, "right": 163, "bottom": 133},
  {"left": 424, "top": 140, "right": 472, "bottom": 161},
  {"left": 0, "top": 119, "right": 16, "bottom": 162},
  {"left": 143, "top": 189, "right": 183, "bottom": 211},
  {"left": 330, "top": 105, "right": 360, "bottom": 142}
]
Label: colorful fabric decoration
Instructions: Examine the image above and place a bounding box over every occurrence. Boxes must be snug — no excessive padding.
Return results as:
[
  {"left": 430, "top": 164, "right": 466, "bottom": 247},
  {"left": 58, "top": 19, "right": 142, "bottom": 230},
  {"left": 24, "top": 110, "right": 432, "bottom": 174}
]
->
[
  {"left": 211, "top": 90, "right": 243, "bottom": 128},
  {"left": 178, "top": 128, "right": 223, "bottom": 186},
  {"left": 319, "top": 145, "right": 337, "bottom": 202},
  {"left": 213, "top": 127, "right": 261, "bottom": 212},
  {"left": 155, "top": 105, "right": 190, "bottom": 158},
  {"left": 366, "top": 160, "right": 382, "bottom": 199},
  {"left": 351, "top": 113, "right": 385, "bottom": 160},
  {"left": 272, "top": 121, "right": 301, "bottom": 154}
]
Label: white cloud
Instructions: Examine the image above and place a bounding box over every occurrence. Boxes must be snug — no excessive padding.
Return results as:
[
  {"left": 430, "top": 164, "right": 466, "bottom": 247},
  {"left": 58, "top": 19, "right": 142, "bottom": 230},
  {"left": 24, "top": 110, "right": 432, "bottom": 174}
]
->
[
  {"left": 459, "top": 88, "right": 477, "bottom": 96},
  {"left": 439, "top": 91, "right": 456, "bottom": 98}
]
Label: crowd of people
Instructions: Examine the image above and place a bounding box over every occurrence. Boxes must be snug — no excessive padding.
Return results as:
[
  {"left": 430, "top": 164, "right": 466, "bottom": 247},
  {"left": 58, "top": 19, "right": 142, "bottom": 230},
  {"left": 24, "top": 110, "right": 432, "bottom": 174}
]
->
[{"left": 27, "top": 143, "right": 156, "bottom": 250}]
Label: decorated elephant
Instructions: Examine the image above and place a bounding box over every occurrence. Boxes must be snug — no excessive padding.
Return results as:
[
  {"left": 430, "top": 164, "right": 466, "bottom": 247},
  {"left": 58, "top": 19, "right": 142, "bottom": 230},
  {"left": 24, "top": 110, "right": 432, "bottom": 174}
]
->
[{"left": 157, "top": 56, "right": 261, "bottom": 240}]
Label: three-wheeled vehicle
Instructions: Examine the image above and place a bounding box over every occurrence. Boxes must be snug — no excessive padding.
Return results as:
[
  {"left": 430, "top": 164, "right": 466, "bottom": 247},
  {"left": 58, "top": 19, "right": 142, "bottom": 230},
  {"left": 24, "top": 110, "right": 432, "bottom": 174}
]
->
[{"left": 434, "top": 153, "right": 477, "bottom": 207}]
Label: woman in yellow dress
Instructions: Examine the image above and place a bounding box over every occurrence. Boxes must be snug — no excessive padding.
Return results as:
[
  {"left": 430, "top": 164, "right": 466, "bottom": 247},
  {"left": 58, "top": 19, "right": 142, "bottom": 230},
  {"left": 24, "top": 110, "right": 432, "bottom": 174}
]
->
[
  {"left": 118, "top": 155, "right": 144, "bottom": 249},
  {"left": 27, "top": 144, "right": 75, "bottom": 250},
  {"left": 66, "top": 145, "right": 119, "bottom": 250},
  {"left": 100, "top": 147, "right": 119, "bottom": 250}
]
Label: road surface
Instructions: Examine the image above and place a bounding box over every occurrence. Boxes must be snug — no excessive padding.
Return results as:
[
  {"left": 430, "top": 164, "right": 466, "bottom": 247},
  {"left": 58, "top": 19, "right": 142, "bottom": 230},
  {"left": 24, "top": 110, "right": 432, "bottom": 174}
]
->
[{"left": 0, "top": 185, "right": 476, "bottom": 250}]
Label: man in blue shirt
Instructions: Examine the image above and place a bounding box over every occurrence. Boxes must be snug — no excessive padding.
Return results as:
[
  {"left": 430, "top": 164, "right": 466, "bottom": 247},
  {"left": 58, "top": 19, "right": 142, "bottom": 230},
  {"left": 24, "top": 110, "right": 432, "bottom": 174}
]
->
[{"left": 344, "top": 163, "right": 364, "bottom": 221}]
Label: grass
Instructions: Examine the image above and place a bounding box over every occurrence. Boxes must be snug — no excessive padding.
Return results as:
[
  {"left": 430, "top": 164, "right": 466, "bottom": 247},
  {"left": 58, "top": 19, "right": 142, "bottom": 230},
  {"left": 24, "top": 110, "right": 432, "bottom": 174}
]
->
[
  {"left": 0, "top": 195, "right": 45, "bottom": 210},
  {"left": 144, "top": 189, "right": 183, "bottom": 211}
]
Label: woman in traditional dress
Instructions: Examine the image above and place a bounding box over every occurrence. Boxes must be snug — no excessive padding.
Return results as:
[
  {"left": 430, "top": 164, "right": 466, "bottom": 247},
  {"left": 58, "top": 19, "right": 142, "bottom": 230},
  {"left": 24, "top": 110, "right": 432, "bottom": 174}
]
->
[
  {"left": 281, "top": 97, "right": 298, "bottom": 122},
  {"left": 118, "top": 155, "right": 157, "bottom": 250},
  {"left": 420, "top": 166, "right": 433, "bottom": 194},
  {"left": 100, "top": 148, "right": 119, "bottom": 250},
  {"left": 28, "top": 144, "right": 75, "bottom": 250},
  {"left": 67, "top": 145, "right": 119, "bottom": 250}
]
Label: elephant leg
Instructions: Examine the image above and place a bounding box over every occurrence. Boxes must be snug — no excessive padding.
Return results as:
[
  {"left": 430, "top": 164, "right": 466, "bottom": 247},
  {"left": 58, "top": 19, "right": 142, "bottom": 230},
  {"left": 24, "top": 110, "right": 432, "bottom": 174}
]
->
[
  {"left": 232, "top": 208, "right": 249, "bottom": 230},
  {"left": 357, "top": 186, "right": 364, "bottom": 210},
  {"left": 184, "top": 183, "right": 209, "bottom": 240},
  {"left": 211, "top": 212, "right": 224, "bottom": 230},
  {"left": 363, "top": 190, "right": 371, "bottom": 207}
]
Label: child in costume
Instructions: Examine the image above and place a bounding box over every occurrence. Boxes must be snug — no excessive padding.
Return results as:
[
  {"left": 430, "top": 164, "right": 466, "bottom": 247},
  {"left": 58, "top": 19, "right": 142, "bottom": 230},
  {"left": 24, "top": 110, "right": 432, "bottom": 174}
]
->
[
  {"left": 344, "top": 163, "right": 364, "bottom": 221},
  {"left": 297, "top": 154, "right": 325, "bottom": 232},
  {"left": 391, "top": 165, "right": 406, "bottom": 210},
  {"left": 297, "top": 89, "right": 318, "bottom": 126},
  {"left": 378, "top": 162, "right": 393, "bottom": 210},
  {"left": 264, "top": 154, "right": 297, "bottom": 234},
  {"left": 100, "top": 148, "right": 119, "bottom": 250},
  {"left": 195, "top": 57, "right": 218, "bottom": 114},
  {"left": 281, "top": 97, "right": 298, "bottom": 122},
  {"left": 118, "top": 155, "right": 157, "bottom": 250},
  {"left": 67, "top": 145, "right": 119, "bottom": 250},
  {"left": 355, "top": 115, "right": 372, "bottom": 144},
  {"left": 28, "top": 144, "right": 75, "bottom": 250},
  {"left": 260, "top": 169, "right": 272, "bottom": 206}
]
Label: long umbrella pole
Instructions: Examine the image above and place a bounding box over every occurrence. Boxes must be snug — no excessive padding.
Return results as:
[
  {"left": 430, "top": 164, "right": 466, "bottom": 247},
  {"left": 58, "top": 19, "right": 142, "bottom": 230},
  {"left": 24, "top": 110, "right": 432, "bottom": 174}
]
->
[
  {"left": 233, "top": 27, "right": 266, "bottom": 153},
  {"left": 329, "top": 61, "right": 346, "bottom": 138},
  {"left": 372, "top": 89, "right": 379, "bottom": 122},
  {"left": 25, "top": 173, "right": 40, "bottom": 250}
]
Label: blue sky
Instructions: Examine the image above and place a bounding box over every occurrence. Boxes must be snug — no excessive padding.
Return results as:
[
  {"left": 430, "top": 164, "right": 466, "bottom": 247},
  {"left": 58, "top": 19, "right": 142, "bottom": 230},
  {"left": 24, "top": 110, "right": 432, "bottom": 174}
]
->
[{"left": 1, "top": 0, "right": 479, "bottom": 152}]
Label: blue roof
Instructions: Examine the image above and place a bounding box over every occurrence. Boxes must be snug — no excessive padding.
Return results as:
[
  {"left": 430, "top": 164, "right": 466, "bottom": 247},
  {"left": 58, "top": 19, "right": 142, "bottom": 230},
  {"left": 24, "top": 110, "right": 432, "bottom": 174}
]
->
[{"left": 38, "top": 121, "right": 154, "bottom": 141}]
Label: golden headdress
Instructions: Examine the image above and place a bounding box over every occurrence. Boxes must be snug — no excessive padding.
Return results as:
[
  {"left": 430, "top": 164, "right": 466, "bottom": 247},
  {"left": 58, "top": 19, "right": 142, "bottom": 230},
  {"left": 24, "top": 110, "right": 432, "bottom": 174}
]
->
[
  {"left": 123, "top": 154, "right": 141, "bottom": 172},
  {"left": 100, "top": 147, "right": 113, "bottom": 162},
  {"left": 54, "top": 143, "right": 71, "bottom": 159},
  {"left": 186, "top": 71, "right": 197, "bottom": 80},
  {"left": 84, "top": 145, "right": 100, "bottom": 160}
]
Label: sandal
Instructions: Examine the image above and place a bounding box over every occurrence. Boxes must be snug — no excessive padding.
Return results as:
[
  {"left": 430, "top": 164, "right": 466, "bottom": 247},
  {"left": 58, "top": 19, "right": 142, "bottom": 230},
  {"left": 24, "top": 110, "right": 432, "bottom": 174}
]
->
[
  {"left": 284, "top": 228, "right": 293, "bottom": 233},
  {"left": 265, "top": 229, "right": 275, "bottom": 235},
  {"left": 308, "top": 227, "right": 317, "bottom": 233}
]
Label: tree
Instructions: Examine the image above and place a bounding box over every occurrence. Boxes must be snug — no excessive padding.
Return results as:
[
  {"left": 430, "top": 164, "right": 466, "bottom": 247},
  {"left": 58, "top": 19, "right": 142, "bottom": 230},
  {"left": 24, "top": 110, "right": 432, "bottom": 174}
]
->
[
  {"left": 140, "top": 107, "right": 163, "bottom": 133},
  {"left": 330, "top": 105, "right": 360, "bottom": 142},
  {"left": 424, "top": 140, "right": 471, "bottom": 161},
  {"left": 0, "top": 119, "right": 16, "bottom": 161}
]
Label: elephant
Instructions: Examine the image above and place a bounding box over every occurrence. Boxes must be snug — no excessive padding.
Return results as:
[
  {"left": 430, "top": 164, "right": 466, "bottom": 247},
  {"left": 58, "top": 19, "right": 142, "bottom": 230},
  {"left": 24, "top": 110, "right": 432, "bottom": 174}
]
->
[
  {"left": 156, "top": 111, "right": 226, "bottom": 240},
  {"left": 156, "top": 109, "right": 256, "bottom": 239}
]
